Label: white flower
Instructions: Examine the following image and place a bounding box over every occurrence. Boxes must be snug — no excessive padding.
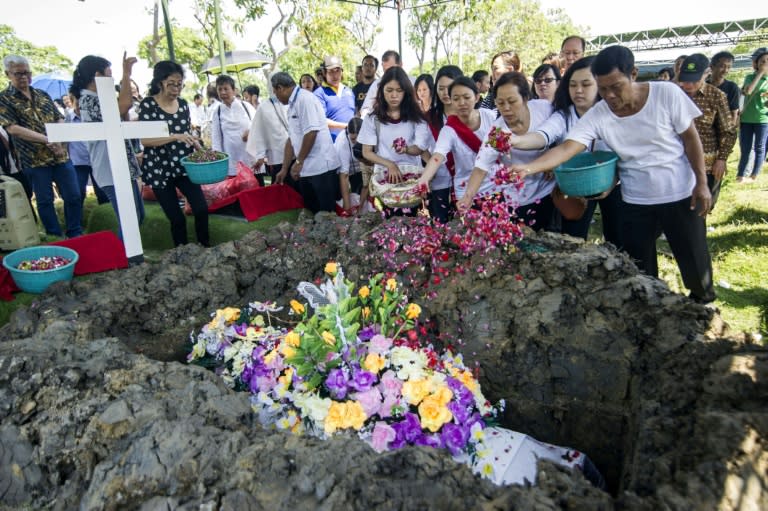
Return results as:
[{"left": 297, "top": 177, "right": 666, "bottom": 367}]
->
[
  {"left": 390, "top": 347, "right": 428, "bottom": 380},
  {"left": 294, "top": 392, "right": 331, "bottom": 423}
]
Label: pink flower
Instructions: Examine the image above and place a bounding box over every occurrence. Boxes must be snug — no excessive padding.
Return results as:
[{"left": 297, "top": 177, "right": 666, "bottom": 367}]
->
[
  {"left": 370, "top": 334, "right": 393, "bottom": 354},
  {"left": 379, "top": 394, "right": 401, "bottom": 418},
  {"left": 370, "top": 422, "right": 397, "bottom": 453},
  {"left": 353, "top": 387, "right": 383, "bottom": 417},
  {"left": 379, "top": 370, "right": 403, "bottom": 398}
]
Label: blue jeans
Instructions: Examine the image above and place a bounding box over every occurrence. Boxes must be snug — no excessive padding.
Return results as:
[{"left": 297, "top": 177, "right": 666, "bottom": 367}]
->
[
  {"left": 737, "top": 122, "right": 768, "bottom": 178},
  {"left": 74, "top": 164, "right": 109, "bottom": 205},
  {"left": 23, "top": 161, "right": 82, "bottom": 237},
  {"left": 101, "top": 180, "right": 145, "bottom": 241}
]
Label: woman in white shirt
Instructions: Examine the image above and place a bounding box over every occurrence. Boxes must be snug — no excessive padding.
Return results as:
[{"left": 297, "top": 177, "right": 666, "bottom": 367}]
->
[
  {"left": 418, "top": 76, "right": 496, "bottom": 204},
  {"left": 211, "top": 75, "right": 256, "bottom": 177},
  {"left": 358, "top": 67, "right": 430, "bottom": 182},
  {"left": 457, "top": 72, "right": 555, "bottom": 231},
  {"left": 505, "top": 57, "right": 623, "bottom": 244}
]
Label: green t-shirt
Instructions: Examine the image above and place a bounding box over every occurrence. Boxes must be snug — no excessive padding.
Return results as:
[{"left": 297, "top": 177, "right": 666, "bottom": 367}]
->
[{"left": 741, "top": 73, "right": 768, "bottom": 124}]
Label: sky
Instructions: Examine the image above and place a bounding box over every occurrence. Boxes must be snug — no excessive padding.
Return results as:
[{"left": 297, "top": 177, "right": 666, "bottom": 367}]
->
[{"left": 3, "top": 0, "right": 765, "bottom": 89}]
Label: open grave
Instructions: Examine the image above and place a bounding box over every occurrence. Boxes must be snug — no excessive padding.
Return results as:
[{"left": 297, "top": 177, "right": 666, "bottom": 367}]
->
[{"left": 1, "top": 212, "right": 765, "bottom": 510}]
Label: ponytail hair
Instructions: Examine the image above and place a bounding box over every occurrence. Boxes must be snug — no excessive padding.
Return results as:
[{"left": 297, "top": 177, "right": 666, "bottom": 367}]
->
[
  {"left": 70, "top": 55, "right": 111, "bottom": 99},
  {"left": 149, "top": 60, "right": 185, "bottom": 95}
]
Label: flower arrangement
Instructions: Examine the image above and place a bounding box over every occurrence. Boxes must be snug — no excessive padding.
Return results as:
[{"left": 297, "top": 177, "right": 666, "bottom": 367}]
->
[
  {"left": 186, "top": 148, "right": 227, "bottom": 163},
  {"left": 188, "top": 263, "right": 502, "bottom": 478}
]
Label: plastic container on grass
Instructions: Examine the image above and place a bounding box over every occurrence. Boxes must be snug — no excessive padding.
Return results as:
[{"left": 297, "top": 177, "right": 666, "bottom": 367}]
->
[
  {"left": 2, "top": 245, "right": 79, "bottom": 294},
  {"left": 554, "top": 151, "right": 618, "bottom": 198}
]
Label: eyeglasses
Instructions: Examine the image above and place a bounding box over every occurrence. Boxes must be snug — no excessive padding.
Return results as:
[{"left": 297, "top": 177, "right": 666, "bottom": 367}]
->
[
  {"left": 534, "top": 77, "right": 558, "bottom": 85},
  {"left": 10, "top": 71, "right": 32, "bottom": 78},
  {"left": 165, "top": 82, "right": 184, "bottom": 89}
]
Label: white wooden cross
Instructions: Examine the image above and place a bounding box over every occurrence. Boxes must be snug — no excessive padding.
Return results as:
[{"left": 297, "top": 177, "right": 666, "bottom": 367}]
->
[{"left": 45, "top": 76, "right": 168, "bottom": 263}]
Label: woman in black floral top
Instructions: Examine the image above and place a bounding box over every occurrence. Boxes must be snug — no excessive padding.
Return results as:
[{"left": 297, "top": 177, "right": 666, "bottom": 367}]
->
[{"left": 139, "top": 61, "right": 209, "bottom": 247}]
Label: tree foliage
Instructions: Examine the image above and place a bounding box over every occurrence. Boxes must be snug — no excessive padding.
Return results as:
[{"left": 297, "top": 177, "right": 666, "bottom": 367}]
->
[
  {"left": 138, "top": 26, "right": 232, "bottom": 75},
  {"left": 0, "top": 24, "right": 74, "bottom": 89}
]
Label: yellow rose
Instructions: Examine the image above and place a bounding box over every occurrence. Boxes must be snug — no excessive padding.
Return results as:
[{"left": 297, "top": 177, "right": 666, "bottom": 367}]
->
[
  {"left": 362, "top": 306, "right": 371, "bottom": 319},
  {"left": 363, "top": 353, "right": 386, "bottom": 374},
  {"left": 345, "top": 400, "right": 367, "bottom": 430},
  {"left": 324, "top": 401, "right": 346, "bottom": 434},
  {"left": 402, "top": 378, "right": 432, "bottom": 405},
  {"left": 222, "top": 307, "right": 241, "bottom": 323},
  {"left": 386, "top": 278, "right": 397, "bottom": 291},
  {"left": 322, "top": 331, "right": 336, "bottom": 346},
  {"left": 290, "top": 300, "right": 305, "bottom": 314},
  {"left": 359, "top": 286, "right": 370, "bottom": 299},
  {"left": 263, "top": 349, "right": 278, "bottom": 365},
  {"left": 418, "top": 394, "right": 453, "bottom": 432},
  {"left": 432, "top": 385, "right": 453, "bottom": 406},
  {"left": 458, "top": 370, "right": 479, "bottom": 392},
  {"left": 285, "top": 331, "right": 301, "bottom": 347},
  {"left": 278, "top": 367, "right": 294, "bottom": 386},
  {"left": 280, "top": 345, "right": 296, "bottom": 358},
  {"left": 325, "top": 262, "right": 338, "bottom": 275},
  {"left": 405, "top": 303, "right": 422, "bottom": 320}
]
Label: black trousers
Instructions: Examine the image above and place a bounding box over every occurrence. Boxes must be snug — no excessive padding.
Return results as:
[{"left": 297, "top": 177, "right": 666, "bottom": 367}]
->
[
  {"left": 561, "top": 184, "right": 624, "bottom": 246},
  {"left": 299, "top": 168, "right": 339, "bottom": 213},
  {"left": 428, "top": 187, "right": 454, "bottom": 224},
  {"left": 511, "top": 194, "right": 555, "bottom": 232},
  {"left": 622, "top": 197, "right": 714, "bottom": 302},
  {"left": 152, "top": 175, "right": 209, "bottom": 247}
]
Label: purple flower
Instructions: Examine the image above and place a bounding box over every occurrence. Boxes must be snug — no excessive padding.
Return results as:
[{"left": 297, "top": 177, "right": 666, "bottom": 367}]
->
[
  {"left": 447, "top": 377, "right": 474, "bottom": 407},
  {"left": 415, "top": 433, "right": 444, "bottom": 449},
  {"left": 447, "top": 401, "right": 471, "bottom": 424},
  {"left": 325, "top": 368, "right": 349, "bottom": 399},
  {"left": 440, "top": 422, "right": 470, "bottom": 456},
  {"left": 358, "top": 326, "right": 377, "bottom": 341},
  {"left": 379, "top": 370, "right": 403, "bottom": 398},
  {"left": 350, "top": 367, "right": 376, "bottom": 392},
  {"left": 353, "top": 387, "right": 383, "bottom": 417},
  {"left": 391, "top": 412, "right": 422, "bottom": 446},
  {"left": 369, "top": 334, "right": 393, "bottom": 354},
  {"left": 370, "top": 422, "right": 397, "bottom": 453}
]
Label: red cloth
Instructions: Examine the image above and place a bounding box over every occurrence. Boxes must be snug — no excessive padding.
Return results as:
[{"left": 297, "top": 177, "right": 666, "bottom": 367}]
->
[
  {"left": 1, "top": 231, "right": 129, "bottom": 301},
  {"left": 207, "top": 184, "right": 304, "bottom": 221},
  {"left": 445, "top": 115, "right": 483, "bottom": 153}
]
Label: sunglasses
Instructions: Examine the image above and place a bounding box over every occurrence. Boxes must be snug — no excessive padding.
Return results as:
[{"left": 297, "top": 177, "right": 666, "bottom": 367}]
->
[
  {"left": 534, "top": 77, "right": 558, "bottom": 85},
  {"left": 10, "top": 71, "right": 32, "bottom": 78}
]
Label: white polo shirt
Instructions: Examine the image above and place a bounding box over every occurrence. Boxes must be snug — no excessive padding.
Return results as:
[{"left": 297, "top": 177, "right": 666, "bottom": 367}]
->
[
  {"left": 287, "top": 87, "right": 340, "bottom": 177},
  {"left": 246, "top": 97, "right": 289, "bottom": 166},
  {"left": 212, "top": 99, "right": 256, "bottom": 175},
  {"left": 474, "top": 99, "right": 555, "bottom": 206},
  {"left": 566, "top": 82, "right": 701, "bottom": 205},
  {"left": 357, "top": 115, "right": 430, "bottom": 168},
  {"left": 434, "top": 108, "right": 496, "bottom": 199}
]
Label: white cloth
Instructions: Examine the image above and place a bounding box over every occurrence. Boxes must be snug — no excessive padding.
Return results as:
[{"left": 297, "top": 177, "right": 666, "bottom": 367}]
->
[
  {"left": 286, "top": 87, "right": 340, "bottom": 177},
  {"left": 434, "top": 108, "right": 496, "bottom": 199},
  {"left": 474, "top": 99, "right": 556, "bottom": 206},
  {"left": 357, "top": 115, "right": 430, "bottom": 168},
  {"left": 334, "top": 131, "right": 360, "bottom": 175},
  {"left": 211, "top": 99, "right": 256, "bottom": 175},
  {"left": 360, "top": 79, "right": 379, "bottom": 119},
  {"left": 246, "top": 97, "right": 289, "bottom": 166},
  {"left": 566, "top": 82, "right": 701, "bottom": 205},
  {"left": 189, "top": 102, "right": 208, "bottom": 128}
]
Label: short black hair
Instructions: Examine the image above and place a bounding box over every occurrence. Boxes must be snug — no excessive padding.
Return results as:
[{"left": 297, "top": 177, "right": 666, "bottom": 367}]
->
[
  {"left": 591, "top": 45, "right": 634, "bottom": 78},
  {"left": 215, "top": 75, "right": 236, "bottom": 89},
  {"left": 243, "top": 85, "right": 260, "bottom": 97},
  {"left": 711, "top": 51, "right": 735, "bottom": 67},
  {"left": 493, "top": 71, "right": 531, "bottom": 101},
  {"left": 471, "top": 70, "right": 489, "bottom": 83},
  {"left": 193, "top": 93, "right": 202, "bottom": 100},
  {"left": 362, "top": 54, "right": 379, "bottom": 68}
]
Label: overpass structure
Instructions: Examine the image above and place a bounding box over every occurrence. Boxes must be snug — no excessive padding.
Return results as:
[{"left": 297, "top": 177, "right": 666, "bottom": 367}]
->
[{"left": 587, "top": 18, "right": 768, "bottom": 79}]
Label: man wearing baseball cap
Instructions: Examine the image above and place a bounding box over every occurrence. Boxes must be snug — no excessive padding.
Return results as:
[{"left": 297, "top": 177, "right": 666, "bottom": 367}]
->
[
  {"left": 314, "top": 55, "right": 355, "bottom": 142},
  {"left": 678, "top": 53, "right": 737, "bottom": 208}
]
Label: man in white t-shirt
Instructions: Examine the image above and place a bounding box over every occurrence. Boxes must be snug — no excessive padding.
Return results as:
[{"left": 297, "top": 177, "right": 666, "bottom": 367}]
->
[
  {"left": 271, "top": 72, "right": 341, "bottom": 213},
  {"left": 360, "top": 50, "right": 402, "bottom": 118},
  {"left": 508, "top": 45, "right": 715, "bottom": 304}
]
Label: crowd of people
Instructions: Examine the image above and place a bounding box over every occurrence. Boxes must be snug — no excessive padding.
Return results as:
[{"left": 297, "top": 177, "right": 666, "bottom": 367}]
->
[{"left": 1, "top": 37, "right": 766, "bottom": 305}]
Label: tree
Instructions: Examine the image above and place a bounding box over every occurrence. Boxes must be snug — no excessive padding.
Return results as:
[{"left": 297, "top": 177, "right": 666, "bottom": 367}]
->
[
  {"left": 407, "top": 0, "right": 475, "bottom": 74},
  {"left": 460, "top": 0, "right": 579, "bottom": 74},
  {"left": 138, "top": 26, "right": 231, "bottom": 75},
  {"left": 191, "top": 0, "right": 244, "bottom": 51},
  {"left": 0, "top": 25, "right": 74, "bottom": 89}
]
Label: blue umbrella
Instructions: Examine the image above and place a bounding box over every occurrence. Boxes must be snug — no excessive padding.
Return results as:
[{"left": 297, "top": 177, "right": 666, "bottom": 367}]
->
[{"left": 31, "top": 72, "right": 73, "bottom": 101}]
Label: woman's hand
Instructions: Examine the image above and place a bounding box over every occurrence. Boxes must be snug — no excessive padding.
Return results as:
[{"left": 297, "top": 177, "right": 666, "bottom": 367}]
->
[
  {"left": 456, "top": 195, "right": 473, "bottom": 214},
  {"left": 122, "top": 52, "right": 137, "bottom": 77},
  {"left": 386, "top": 162, "right": 403, "bottom": 184},
  {"left": 175, "top": 133, "right": 199, "bottom": 147},
  {"left": 415, "top": 176, "right": 431, "bottom": 195}
]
